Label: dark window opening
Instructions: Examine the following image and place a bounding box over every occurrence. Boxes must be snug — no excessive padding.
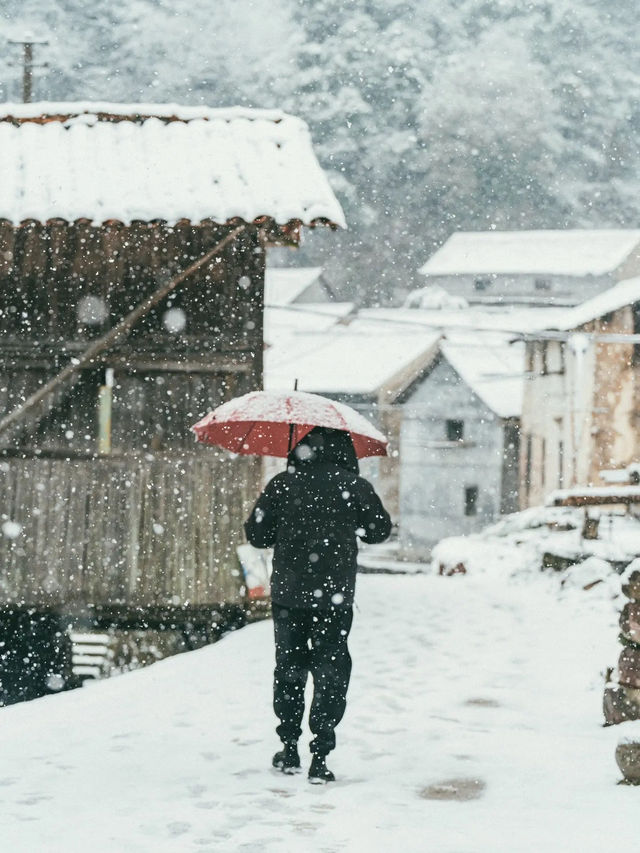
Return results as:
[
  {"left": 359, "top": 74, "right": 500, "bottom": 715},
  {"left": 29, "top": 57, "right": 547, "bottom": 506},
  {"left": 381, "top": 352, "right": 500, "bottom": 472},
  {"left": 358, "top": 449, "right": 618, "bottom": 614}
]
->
[
  {"left": 540, "top": 342, "right": 548, "bottom": 376},
  {"left": 525, "top": 345, "right": 535, "bottom": 375},
  {"left": 558, "top": 439, "right": 564, "bottom": 488},
  {"left": 474, "top": 277, "right": 491, "bottom": 291},
  {"left": 465, "top": 486, "right": 479, "bottom": 516},
  {"left": 559, "top": 343, "right": 566, "bottom": 375},
  {"left": 446, "top": 419, "right": 464, "bottom": 441},
  {"left": 633, "top": 303, "right": 640, "bottom": 364},
  {"left": 534, "top": 278, "right": 551, "bottom": 290},
  {"left": 525, "top": 434, "right": 532, "bottom": 496}
]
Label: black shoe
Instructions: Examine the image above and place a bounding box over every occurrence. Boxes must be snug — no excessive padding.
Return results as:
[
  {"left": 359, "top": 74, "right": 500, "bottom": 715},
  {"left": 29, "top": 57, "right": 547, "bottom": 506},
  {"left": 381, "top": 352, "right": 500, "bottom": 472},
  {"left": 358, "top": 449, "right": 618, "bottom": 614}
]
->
[
  {"left": 272, "top": 744, "right": 301, "bottom": 774},
  {"left": 308, "top": 755, "right": 335, "bottom": 784}
]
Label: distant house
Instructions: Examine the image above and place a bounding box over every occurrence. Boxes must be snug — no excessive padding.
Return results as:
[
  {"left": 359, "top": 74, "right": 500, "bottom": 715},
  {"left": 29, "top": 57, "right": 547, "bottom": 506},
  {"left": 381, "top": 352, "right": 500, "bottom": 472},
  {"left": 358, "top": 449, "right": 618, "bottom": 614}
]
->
[
  {"left": 519, "top": 277, "right": 640, "bottom": 507},
  {"left": 419, "top": 230, "right": 640, "bottom": 307},
  {"left": 395, "top": 332, "right": 524, "bottom": 558}
]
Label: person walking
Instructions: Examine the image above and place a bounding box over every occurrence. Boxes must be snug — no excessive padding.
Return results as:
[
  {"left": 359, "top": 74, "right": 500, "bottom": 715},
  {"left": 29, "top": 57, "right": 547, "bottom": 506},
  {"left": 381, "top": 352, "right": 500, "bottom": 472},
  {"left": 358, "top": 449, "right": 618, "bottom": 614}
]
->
[{"left": 244, "top": 426, "right": 392, "bottom": 783}]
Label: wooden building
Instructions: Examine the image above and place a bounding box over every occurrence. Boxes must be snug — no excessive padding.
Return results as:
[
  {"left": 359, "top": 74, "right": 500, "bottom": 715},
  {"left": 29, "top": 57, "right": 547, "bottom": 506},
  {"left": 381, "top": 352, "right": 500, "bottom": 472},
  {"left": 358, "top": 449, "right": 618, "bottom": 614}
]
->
[{"left": 0, "top": 103, "right": 343, "bottom": 694}]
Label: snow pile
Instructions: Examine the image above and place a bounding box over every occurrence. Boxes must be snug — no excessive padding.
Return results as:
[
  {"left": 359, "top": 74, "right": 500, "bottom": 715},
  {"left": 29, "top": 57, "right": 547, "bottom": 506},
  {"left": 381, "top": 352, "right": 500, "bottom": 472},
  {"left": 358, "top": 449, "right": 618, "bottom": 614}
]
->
[
  {"left": 0, "top": 104, "right": 346, "bottom": 227},
  {"left": 404, "top": 284, "right": 469, "bottom": 310},
  {"left": 432, "top": 505, "right": 640, "bottom": 603}
]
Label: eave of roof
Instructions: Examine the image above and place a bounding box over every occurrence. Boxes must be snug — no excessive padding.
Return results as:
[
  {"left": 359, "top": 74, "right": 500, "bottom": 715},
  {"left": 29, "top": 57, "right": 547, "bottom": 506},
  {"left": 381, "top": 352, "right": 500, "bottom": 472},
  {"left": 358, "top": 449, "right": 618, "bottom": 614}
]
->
[{"left": 0, "top": 103, "right": 346, "bottom": 229}]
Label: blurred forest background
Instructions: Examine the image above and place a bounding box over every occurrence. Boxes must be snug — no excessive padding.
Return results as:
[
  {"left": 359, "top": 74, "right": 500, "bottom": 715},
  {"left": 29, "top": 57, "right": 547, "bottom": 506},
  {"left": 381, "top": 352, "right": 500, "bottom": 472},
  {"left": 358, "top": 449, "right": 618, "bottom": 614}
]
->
[{"left": 1, "top": 0, "right": 639, "bottom": 303}]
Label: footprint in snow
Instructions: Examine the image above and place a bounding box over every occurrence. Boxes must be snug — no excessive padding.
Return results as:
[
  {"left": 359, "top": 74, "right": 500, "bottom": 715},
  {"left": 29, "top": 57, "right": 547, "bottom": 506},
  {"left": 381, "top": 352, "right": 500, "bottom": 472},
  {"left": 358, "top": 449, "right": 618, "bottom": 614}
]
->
[
  {"left": 464, "top": 697, "right": 500, "bottom": 708},
  {"left": 167, "top": 821, "right": 191, "bottom": 836},
  {"left": 419, "top": 777, "right": 486, "bottom": 801}
]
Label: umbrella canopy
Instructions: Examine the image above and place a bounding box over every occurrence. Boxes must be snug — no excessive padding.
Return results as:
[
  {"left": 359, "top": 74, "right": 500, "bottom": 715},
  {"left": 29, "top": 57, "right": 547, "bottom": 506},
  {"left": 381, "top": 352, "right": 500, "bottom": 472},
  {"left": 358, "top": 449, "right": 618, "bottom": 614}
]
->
[{"left": 192, "top": 390, "right": 388, "bottom": 459}]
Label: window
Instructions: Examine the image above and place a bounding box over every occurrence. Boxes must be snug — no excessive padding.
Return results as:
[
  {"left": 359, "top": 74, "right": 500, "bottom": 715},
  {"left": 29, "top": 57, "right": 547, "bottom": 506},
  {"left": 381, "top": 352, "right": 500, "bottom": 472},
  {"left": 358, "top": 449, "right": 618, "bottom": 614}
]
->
[
  {"left": 525, "top": 345, "right": 535, "bottom": 375},
  {"left": 558, "top": 439, "right": 564, "bottom": 488},
  {"left": 474, "top": 277, "right": 491, "bottom": 291},
  {"left": 525, "top": 434, "right": 532, "bottom": 496},
  {"left": 534, "top": 278, "right": 551, "bottom": 290},
  {"left": 540, "top": 342, "right": 548, "bottom": 376},
  {"left": 446, "top": 419, "right": 464, "bottom": 441},
  {"left": 465, "top": 486, "right": 479, "bottom": 516}
]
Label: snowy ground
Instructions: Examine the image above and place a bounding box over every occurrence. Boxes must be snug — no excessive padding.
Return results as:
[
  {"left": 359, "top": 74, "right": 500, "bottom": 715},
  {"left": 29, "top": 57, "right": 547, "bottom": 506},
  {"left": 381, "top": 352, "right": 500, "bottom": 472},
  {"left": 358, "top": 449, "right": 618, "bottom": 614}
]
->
[{"left": 0, "top": 572, "right": 636, "bottom": 853}]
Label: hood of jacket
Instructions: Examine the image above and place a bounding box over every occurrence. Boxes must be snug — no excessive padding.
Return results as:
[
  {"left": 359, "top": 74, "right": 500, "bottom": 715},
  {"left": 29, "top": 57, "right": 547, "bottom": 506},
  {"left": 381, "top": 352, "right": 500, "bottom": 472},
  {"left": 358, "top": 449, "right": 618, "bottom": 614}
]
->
[{"left": 287, "top": 426, "right": 359, "bottom": 475}]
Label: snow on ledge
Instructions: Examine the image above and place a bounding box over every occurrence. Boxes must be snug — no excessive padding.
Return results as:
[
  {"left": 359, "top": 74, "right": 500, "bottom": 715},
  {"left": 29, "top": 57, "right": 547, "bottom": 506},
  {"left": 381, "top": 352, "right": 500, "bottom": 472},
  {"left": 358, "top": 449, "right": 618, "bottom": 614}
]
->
[
  {"left": 546, "top": 485, "right": 640, "bottom": 506},
  {"left": 0, "top": 102, "right": 346, "bottom": 228}
]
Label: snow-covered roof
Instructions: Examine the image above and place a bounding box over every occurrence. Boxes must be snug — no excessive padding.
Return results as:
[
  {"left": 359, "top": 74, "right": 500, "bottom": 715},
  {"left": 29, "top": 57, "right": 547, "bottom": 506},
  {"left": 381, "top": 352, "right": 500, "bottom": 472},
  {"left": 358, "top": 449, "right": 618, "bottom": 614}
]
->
[
  {"left": 420, "top": 230, "right": 640, "bottom": 277},
  {"left": 264, "top": 303, "right": 354, "bottom": 345},
  {"left": 0, "top": 102, "right": 346, "bottom": 227},
  {"left": 440, "top": 332, "right": 525, "bottom": 419},
  {"left": 265, "top": 315, "right": 439, "bottom": 396},
  {"left": 550, "top": 276, "right": 640, "bottom": 330},
  {"left": 264, "top": 267, "right": 324, "bottom": 306}
]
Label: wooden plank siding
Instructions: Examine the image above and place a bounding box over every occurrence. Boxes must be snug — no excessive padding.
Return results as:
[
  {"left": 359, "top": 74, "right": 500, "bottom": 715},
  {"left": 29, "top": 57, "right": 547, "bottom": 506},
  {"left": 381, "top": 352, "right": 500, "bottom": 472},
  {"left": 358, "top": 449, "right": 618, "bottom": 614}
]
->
[
  {"left": 0, "top": 222, "right": 266, "bottom": 613},
  {"left": 0, "top": 453, "right": 259, "bottom": 609}
]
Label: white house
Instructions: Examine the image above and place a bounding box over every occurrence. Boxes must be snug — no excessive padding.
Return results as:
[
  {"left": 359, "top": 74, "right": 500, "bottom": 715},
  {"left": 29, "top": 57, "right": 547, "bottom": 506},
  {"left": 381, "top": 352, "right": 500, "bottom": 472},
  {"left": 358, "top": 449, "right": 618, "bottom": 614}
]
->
[
  {"left": 394, "top": 331, "right": 525, "bottom": 557},
  {"left": 419, "top": 229, "right": 640, "bottom": 307}
]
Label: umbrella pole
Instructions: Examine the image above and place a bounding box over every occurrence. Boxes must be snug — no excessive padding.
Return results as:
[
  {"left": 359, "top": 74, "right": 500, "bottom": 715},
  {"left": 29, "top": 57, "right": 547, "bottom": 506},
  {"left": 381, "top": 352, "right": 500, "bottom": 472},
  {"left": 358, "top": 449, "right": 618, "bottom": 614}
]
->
[{"left": 286, "top": 379, "right": 299, "bottom": 456}]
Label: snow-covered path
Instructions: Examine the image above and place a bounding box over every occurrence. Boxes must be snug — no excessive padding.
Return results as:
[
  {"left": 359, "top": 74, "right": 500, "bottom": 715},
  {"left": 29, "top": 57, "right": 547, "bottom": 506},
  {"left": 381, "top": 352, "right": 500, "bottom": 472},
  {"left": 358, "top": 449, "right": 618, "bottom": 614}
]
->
[{"left": 0, "top": 574, "right": 635, "bottom": 852}]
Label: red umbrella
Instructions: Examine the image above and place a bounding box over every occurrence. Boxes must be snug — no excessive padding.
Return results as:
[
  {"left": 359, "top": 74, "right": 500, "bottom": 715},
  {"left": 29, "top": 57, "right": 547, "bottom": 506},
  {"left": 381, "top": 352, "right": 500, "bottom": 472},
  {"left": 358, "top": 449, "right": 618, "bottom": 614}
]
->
[{"left": 192, "top": 389, "right": 388, "bottom": 458}]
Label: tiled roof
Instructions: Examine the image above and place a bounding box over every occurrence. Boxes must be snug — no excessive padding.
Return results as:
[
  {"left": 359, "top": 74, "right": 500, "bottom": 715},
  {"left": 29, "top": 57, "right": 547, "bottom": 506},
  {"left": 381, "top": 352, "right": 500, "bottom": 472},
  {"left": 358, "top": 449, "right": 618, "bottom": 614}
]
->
[{"left": 0, "top": 102, "right": 345, "bottom": 227}]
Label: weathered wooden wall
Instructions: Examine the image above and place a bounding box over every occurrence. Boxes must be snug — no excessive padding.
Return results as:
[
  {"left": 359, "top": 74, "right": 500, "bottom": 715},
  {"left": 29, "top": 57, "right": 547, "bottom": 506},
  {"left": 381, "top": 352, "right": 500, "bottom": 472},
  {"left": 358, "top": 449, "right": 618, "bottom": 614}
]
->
[
  {"left": 0, "top": 452, "right": 259, "bottom": 609},
  {"left": 0, "top": 221, "right": 266, "bottom": 613}
]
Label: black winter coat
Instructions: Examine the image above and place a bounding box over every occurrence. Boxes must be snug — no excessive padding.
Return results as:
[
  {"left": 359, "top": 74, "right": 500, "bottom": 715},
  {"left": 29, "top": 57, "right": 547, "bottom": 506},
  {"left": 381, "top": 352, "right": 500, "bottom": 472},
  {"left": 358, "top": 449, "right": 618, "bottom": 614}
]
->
[{"left": 244, "top": 428, "right": 392, "bottom": 609}]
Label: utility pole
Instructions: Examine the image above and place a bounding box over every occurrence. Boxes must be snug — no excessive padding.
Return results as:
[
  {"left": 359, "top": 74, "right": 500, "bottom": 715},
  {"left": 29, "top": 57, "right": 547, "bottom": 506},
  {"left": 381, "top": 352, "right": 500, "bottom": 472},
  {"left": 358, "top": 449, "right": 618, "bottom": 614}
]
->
[{"left": 8, "top": 35, "right": 48, "bottom": 103}]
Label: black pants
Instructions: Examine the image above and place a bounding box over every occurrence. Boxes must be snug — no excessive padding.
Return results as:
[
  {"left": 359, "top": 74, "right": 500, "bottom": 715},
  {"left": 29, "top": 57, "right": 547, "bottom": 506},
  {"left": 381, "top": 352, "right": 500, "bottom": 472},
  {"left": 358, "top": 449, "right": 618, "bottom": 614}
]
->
[{"left": 272, "top": 602, "right": 353, "bottom": 756}]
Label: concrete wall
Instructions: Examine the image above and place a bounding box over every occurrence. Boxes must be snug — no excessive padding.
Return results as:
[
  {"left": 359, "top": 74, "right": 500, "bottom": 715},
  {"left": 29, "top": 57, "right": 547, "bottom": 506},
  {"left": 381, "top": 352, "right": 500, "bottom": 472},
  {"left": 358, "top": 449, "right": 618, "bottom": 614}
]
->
[
  {"left": 399, "top": 358, "right": 505, "bottom": 558},
  {"left": 520, "top": 306, "right": 640, "bottom": 508}
]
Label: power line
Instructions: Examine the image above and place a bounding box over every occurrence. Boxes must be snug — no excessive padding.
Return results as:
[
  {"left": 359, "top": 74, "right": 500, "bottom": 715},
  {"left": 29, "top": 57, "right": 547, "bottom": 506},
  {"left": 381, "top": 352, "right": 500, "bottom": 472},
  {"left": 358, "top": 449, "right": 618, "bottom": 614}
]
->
[{"left": 265, "top": 303, "right": 640, "bottom": 344}]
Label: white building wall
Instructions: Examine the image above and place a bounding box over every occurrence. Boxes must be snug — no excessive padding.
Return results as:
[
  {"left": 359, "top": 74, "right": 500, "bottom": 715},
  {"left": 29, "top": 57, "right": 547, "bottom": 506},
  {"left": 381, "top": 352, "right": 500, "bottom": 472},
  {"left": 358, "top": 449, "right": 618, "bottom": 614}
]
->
[
  {"left": 399, "top": 359, "right": 505, "bottom": 558},
  {"left": 521, "top": 336, "right": 598, "bottom": 507}
]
